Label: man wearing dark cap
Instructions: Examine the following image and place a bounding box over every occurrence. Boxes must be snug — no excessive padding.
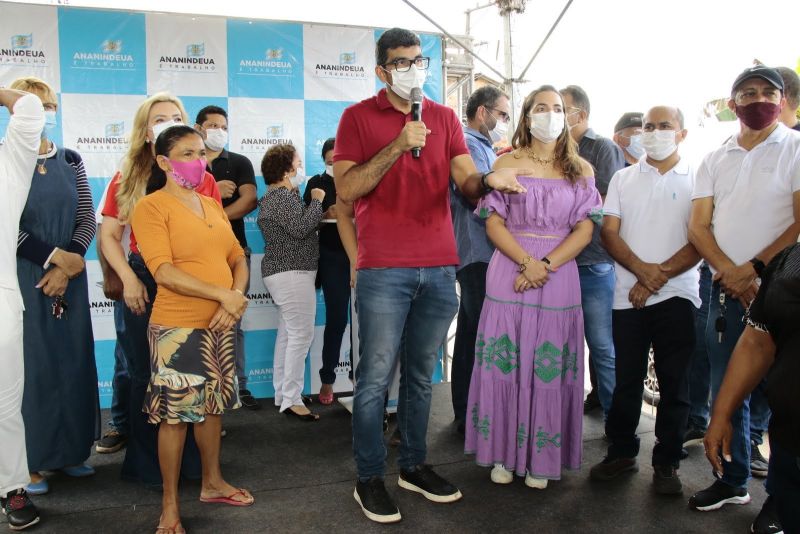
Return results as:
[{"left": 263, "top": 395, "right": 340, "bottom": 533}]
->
[
  {"left": 776, "top": 66, "right": 800, "bottom": 131},
  {"left": 612, "top": 112, "right": 645, "bottom": 166},
  {"left": 688, "top": 66, "right": 800, "bottom": 533},
  {"left": 561, "top": 85, "right": 626, "bottom": 419}
]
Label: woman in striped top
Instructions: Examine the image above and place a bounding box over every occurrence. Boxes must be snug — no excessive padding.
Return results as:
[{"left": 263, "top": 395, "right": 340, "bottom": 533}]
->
[{"left": 10, "top": 77, "right": 100, "bottom": 495}]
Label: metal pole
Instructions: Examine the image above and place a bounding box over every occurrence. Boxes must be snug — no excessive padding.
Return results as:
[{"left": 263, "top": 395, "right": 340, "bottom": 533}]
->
[
  {"left": 401, "top": 0, "right": 508, "bottom": 83},
  {"left": 502, "top": 9, "right": 516, "bottom": 134},
  {"left": 517, "top": 0, "right": 574, "bottom": 81}
]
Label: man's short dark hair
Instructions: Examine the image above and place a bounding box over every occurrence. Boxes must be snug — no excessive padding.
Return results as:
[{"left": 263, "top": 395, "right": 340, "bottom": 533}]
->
[
  {"left": 777, "top": 67, "right": 800, "bottom": 110},
  {"left": 560, "top": 85, "right": 591, "bottom": 116},
  {"left": 195, "top": 105, "right": 228, "bottom": 126},
  {"left": 321, "top": 137, "right": 335, "bottom": 160},
  {"left": 375, "top": 28, "right": 420, "bottom": 67},
  {"left": 466, "top": 86, "right": 508, "bottom": 121}
]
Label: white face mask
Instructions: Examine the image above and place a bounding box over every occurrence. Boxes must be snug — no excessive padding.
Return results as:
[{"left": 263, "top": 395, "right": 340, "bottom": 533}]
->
[
  {"left": 151, "top": 119, "right": 181, "bottom": 142},
  {"left": 625, "top": 134, "right": 646, "bottom": 160},
  {"left": 528, "top": 111, "right": 564, "bottom": 144},
  {"left": 387, "top": 65, "right": 427, "bottom": 100},
  {"left": 289, "top": 174, "right": 305, "bottom": 189},
  {"left": 324, "top": 164, "right": 334, "bottom": 177},
  {"left": 488, "top": 118, "right": 508, "bottom": 144},
  {"left": 641, "top": 130, "right": 677, "bottom": 161},
  {"left": 204, "top": 128, "right": 228, "bottom": 152}
]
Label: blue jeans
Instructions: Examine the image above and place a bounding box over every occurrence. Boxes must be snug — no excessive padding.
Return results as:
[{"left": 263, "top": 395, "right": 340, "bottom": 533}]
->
[
  {"left": 109, "top": 303, "right": 130, "bottom": 434},
  {"left": 579, "top": 263, "right": 616, "bottom": 416},
  {"left": 352, "top": 267, "right": 459, "bottom": 479},
  {"left": 707, "top": 284, "right": 771, "bottom": 488},
  {"left": 687, "top": 263, "right": 712, "bottom": 431}
]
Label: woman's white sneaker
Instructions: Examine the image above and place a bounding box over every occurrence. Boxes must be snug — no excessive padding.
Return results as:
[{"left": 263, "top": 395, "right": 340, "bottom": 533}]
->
[
  {"left": 525, "top": 474, "right": 548, "bottom": 489},
  {"left": 490, "top": 464, "right": 513, "bottom": 484}
]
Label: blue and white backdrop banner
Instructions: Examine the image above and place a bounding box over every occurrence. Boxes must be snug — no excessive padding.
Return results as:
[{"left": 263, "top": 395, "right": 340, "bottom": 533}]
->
[{"left": 0, "top": 2, "right": 445, "bottom": 408}]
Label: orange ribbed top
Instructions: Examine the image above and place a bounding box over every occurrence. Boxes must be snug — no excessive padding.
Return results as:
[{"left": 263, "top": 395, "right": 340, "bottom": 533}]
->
[{"left": 131, "top": 189, "right": 245, "bottom": 328}]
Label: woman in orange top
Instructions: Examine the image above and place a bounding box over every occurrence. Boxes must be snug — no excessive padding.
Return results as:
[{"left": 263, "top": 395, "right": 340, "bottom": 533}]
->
[{"left": 131, "top": 125, "right": 252, "bottom": 534}]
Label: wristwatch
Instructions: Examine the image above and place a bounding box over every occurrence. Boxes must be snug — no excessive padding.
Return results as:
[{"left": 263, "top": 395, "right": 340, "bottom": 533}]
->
[
  {"left": 480, "top": 171, "right": 494, "bottom": 193},
  {"left": 749, "top": 257, "right": 765, "bottom": 277}
]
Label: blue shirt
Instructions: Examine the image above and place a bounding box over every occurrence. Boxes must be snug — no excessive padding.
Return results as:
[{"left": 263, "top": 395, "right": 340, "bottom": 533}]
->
[
  {"left": 575, "top": 128, "right": 625, "bottom": 266},
  {"left": 450, "top": 126, "right": 495, "bottom": 270}
]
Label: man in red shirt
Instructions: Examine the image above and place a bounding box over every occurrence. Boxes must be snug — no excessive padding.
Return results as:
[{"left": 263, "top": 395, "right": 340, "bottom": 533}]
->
[{"left": 333, "top": 27, "right": 527, "bottom": 524}]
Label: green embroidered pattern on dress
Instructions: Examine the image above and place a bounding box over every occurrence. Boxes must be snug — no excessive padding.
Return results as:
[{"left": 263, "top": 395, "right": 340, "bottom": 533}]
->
[
  {"left": 534, "top": 341, "right": 562, "bottom": 382},
  {"left": 561, "top": 343, "right": 578, "bottom": 380},
  {"left": 517, "top": 424, "right": 528, "bottom": 448},
  {"left": 535, "top": 427, "right": 562, "bottom": 453},
  {"left": 475, "top": 333, "right": 519, "bottom": 374}
]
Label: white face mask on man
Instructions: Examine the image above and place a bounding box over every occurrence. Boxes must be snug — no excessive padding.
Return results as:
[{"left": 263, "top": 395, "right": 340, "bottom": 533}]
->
[
  {"left": 528, "top": 111, "right": 564, "bottom": 144},
  {"left": 641, "top": 130, "right": 677, "bottom": 161},
  {"left": 488, "top": 118, "right": 508, "bottom": 144},
  {"left": 324, "top": 164, "right": 334, "bottom": 177},
  {"left": 204, "top": 128, "right": 228, "bottom": 152},
  {"left": 387, "top": 65, "right": 427, "bottom": 100}
]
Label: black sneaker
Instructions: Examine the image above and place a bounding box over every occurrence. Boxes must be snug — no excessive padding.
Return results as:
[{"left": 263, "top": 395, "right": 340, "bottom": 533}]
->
[
  {"left": 1, "top": 488, "right": 40, "bottom": 531},
  {"left": 750, "top": 441, "right": 769, "bottom": 478},
  {"left": 354, "top": 477, "right": 401, "bottom": 524},
  {"left": 680, "top": 447, "right": 689, "bottom": 460},
  {"left": 398, "top": 464, "right": 462, "bottom": 503},
  {"left": 239, "top": 389, "right": 261, "bottom": 410},
  {"left": 589, "top": 456, "right": 639, "bottom": 481},
  {"left": 750, "top": 496, "right": 783, "bottom": 534},
  {"left": 95, "top": 429, "right": 128, "bottom": 454},
  {"left": 683, "top": 427, "right": 705, "bottom": 447},
  {"left": 583, "top": 392, "right": 601, "bottom": 413},
  {"left": 652, "top": 465, "right": 683, "bottom": 495},
  {"left": 689, "top": 479, "right": 751, "bottom": 511}
]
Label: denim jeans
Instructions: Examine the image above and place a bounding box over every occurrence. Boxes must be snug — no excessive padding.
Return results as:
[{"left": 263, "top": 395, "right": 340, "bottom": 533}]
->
[
  {"left": 318, "top": 245, "right": 351, "bottom": 385},
  {"left": 235, "top": 250, "right": 251, "bottom": 389},
  {"left": 687, "top": 263, "right": 712, "bottom": 431},
  {"left": 765, "top": 441, "right": 800, "bottom": 533},
  {"left": 578, "top": 263, "right": 616, "bottom": 416},
  {"left": 451, "top": 262, "right": 488, "bottom": 423},
  {"left": 352, "top": 267, "right": 458, "bottom": 479},
  {"left": 606, "top": 298, "right": 695, "bottom": 467},
  {"left": 118, "top": 253, "right": 201, "bottom": 486},
  {"left": 707, "top": 283, "right": 771, "bottom": 488},
  {"left": 109, "top": 302, "right": 130, "bottom": 434}
]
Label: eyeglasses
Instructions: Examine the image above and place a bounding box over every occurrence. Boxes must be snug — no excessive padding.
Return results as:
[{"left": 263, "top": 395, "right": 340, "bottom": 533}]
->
[
  {"left": 485, "top": 106, "right": 510, "bottom": 123},
  {"left": 566, "top": 106, "right": 582, "bottom": 116},
  {"left": 382, "top": 56, "right": 430, "bottom": 72}
]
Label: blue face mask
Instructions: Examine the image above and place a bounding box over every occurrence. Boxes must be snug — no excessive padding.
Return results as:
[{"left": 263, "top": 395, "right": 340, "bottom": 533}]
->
[
  {"left": 44, "top": 110, "right": 57, "bottom": 131},
  {"left": 625, "top": 134, "right": 645, "bottom": 160}
]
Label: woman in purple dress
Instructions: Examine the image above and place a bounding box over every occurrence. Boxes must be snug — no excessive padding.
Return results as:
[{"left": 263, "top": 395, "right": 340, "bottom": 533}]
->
[{"left": 465, "top": 85, "right": 601, "bottom": 489}]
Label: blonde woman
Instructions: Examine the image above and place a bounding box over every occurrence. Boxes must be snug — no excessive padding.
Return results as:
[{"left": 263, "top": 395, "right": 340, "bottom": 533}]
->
[
  {"left": 10, "top": 77, "right": 99, "bottom": 496},
  {"left": 465, "top": 85, "right": 600, "bottom": 488},
  {"left": 99, "top": 93, "right": 220, "bottom": 487}
]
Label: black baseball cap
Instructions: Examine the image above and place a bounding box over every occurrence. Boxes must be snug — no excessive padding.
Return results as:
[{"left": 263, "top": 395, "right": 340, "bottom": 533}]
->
[
  {"left": 614, "top": 112, "right": 643, "bottom": 133},
  {"left": 731, "top": 65, "right": 784, "bottom": 93}
]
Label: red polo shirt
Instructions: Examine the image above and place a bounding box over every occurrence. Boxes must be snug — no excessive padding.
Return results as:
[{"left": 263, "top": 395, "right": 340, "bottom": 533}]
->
[{"left": 334, "top": 89, "right": 468, "bottom": 269}]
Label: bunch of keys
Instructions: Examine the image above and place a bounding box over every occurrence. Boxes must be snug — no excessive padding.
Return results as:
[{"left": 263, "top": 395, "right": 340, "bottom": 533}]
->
[
  {"left": 51, "top": 295, "right": 68, "bottom": 320},
  {"left": 714, "top": 290, "right": 727, "bottom": 343}
]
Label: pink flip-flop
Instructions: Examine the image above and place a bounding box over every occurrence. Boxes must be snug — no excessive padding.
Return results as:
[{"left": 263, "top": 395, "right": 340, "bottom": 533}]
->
[{"left": 199, "top": 489, "right": 254, "bottom": 507}]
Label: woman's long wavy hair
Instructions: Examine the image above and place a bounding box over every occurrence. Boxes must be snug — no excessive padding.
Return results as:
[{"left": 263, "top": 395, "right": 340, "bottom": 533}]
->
[
  {"left": 115, "top": 92, "right": 188, "bottom": 222},
  {"left": 510, "top": 85, "right": 585, "bottom": 183}
]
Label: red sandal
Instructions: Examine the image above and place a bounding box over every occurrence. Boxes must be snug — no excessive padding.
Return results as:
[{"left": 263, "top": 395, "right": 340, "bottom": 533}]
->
[{"left": 199, "top": 488, "right": 254, "bottom": 507}]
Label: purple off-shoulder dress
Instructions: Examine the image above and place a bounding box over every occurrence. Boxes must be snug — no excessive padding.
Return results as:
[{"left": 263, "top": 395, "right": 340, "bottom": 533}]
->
[{"left": 464, "top": 176, "right": 601, "bottom": 479}]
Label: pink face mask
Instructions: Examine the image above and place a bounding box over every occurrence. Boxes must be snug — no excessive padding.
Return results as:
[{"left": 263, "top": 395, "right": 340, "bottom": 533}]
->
[{"left": 167, "top": 158, "right": 207, "bottom": 189}]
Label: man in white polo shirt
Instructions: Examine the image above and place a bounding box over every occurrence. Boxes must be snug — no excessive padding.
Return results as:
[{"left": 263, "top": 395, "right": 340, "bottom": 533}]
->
[
  {"left": 688, "top": 66, "right": 800, "bottom": 529},
  {"left": 589, "top": 106, "right": 700, "bottom": 495}
]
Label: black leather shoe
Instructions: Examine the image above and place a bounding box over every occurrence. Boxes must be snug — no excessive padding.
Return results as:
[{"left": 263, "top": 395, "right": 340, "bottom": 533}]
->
[
  {"left": 239, "top": 389, "right": 261, "bottom": 410},
  {"left": 1, "top": 488, "right": 40, "bottom": 531},
  {"left": 284, "top": 407, "right": 319, "bottom": 422}
]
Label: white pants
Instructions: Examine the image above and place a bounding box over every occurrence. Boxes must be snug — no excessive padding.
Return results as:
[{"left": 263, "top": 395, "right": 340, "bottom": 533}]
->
[
  {"left": 0, "top": 289, "right": 29, "bottom": 497},
  {"left": 263, "top": 270, "right": 317, "bottom": 412}
]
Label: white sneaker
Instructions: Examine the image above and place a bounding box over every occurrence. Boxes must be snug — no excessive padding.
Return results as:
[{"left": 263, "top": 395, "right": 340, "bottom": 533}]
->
[
  {"left": 525, "top": 473, "right": 548, "bottom": 489},
  {"left": 490, "top": 464, "right": 513, "bottom": 484}
]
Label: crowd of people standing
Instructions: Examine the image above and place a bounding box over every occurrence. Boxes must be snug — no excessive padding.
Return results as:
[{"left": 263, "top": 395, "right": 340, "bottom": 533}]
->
[{"left": 0, "top": 25, "right": 798, "bottom": 534}]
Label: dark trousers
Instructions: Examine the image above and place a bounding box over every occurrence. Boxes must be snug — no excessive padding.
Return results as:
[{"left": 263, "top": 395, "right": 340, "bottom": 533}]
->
[
  {"left": 450, "top": 262, "right": 487, "bottom": 423},
  {"left": 606, "top": 297, "right": 695, "bottom": 467},
  {"left": 109, "top": 303, "right": 130, "bottom": 434},
  {"left": 318, "top": 245, "right": 351, "bottom": 385},
  {"left": 765, "top": 441, "right": 800, "bottom": 533},
  {"left": 119, "top": 253, "right": 201, "bottom": 487}
]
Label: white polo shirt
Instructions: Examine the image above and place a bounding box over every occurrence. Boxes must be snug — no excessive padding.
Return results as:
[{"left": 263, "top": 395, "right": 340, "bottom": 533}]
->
[
  {"left": 692, "top": 123, "right": 800, "bottom": 272},
  {"left": 604, "top": 158, "right": 700, "bottom": 310}
]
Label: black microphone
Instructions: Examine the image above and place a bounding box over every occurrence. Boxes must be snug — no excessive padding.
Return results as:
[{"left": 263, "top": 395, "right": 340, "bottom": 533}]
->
[{"left": 410, "top": 87, "right": 422, "bottom": 159}]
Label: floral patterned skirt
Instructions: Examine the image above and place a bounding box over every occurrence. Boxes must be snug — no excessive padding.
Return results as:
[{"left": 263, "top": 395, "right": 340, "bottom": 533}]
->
[{"left": 143, "top": 324, "right": 241, "bottom": 424}]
